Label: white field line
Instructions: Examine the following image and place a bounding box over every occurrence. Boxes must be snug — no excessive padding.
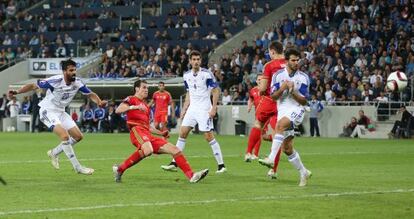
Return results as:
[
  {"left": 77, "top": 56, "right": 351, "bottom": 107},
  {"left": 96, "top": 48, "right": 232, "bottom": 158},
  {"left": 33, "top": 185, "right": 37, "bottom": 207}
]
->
[
  {"left": 0, "top": 188, "right": 413, "bottom": 216},
  {"left": 0, "top": 151, "right": 411, "bottom": 165}
]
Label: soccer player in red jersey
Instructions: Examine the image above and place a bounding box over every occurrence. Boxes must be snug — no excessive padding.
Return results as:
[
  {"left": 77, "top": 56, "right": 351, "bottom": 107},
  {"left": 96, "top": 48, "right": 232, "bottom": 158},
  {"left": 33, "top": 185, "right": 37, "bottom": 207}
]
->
[
  {"left": 112, "top": 80, "right": 209, "bottom": 183},
  {"left": 245, "top": 76, "right": 277, "bottom": 161},
  {"left": 149, "top": 81, "right": 175, "bottom": 133},
  {"left": 245, "top": 41, "right": 285, "bottom": 175}
]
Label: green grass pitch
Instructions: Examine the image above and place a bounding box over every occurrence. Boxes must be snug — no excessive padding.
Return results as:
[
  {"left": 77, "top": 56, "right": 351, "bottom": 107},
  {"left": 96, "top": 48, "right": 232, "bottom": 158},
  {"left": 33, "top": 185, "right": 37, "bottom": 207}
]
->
[{"left": 0, "top": 132, "right": 413, "bottom": 218}]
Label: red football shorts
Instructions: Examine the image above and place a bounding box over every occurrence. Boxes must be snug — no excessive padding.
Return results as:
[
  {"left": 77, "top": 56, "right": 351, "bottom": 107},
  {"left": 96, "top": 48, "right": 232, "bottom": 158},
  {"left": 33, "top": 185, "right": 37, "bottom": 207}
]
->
[
  {"left": 263, "top": 114, "right": 277, "bottom": 133},
  {"left": 129, "top": 126, "right": 167, "bottom": 154},
  {"left": 256, "top": 96, "right": 277, "bottom": 124},
  {"left": 154, "top": 112, "right": 168, "bottom": 123}
]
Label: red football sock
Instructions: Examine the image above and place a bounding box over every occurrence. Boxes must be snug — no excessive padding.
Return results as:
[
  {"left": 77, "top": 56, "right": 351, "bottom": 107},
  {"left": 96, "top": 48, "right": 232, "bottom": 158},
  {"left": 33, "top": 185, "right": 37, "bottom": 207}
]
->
[
  {"left": 118, "top": 149, "right": 144, "bottom": 173},
  {"left": 174, "top": 152, "right": 193, "bottom": 179},
  {"left": 246, "top": 127, "right": 261, "bottom": 154},
  {"left": 272, "top": 148, "right": 282, "bottom": 172},
  {"left": 253, "top": 138, "right": 261, "bottom": 156}
]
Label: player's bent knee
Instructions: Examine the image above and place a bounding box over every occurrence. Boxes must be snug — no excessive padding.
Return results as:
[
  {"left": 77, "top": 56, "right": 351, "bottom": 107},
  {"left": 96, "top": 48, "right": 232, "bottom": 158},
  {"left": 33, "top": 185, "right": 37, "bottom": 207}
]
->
[
  {"left": 74, "top": 133, "right": 83, "bottom": 142},
  {"left": 141, "top": 144, "right": 153, "bottom": 156},
  {"left": 170, "top": 146, "right": 180, "bottom": 155},
  {"left": 60, "top": 135, "right": 70, "bottom": 141},
  {"left": 204, "top": 132, "right": 214, "bottom": 141}
]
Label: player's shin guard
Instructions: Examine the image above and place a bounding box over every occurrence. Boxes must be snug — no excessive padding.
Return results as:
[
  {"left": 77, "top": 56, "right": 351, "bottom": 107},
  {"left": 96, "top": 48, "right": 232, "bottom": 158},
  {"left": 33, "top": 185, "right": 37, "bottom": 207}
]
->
[
  {"left": 171, "top": 137, "right": 186, "bottom": 164},
  {"left": 61, "top": 140, "right": 81, "bottom": 170},
  {"left": 51, "top": 137, "right": 78, "bottom": 156},
  {"left": 209, "top": 139, "right": 224, "bottom": 165},
  {"left": 246, "top": 127, "right": 261, "bottom": 154},
  {"left": 118, "top": 149, "right": 145, "bottom": 173},
  {"left": 288, "top": 150, "right": 306, "bottom": 175},
  {"left": 268, "top": 134, "right": 284, "bottom": 161},
  {"left": 173, "top": 152, "right": 193, "bottom": 179}
]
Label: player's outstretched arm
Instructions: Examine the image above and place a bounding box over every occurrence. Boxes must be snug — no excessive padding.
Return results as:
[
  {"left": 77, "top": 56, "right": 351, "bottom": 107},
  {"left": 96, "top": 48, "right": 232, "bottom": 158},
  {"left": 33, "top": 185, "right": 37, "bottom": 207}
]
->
[
  {"left": 209, "top": 87, "right": 220, "bottom": 118},
  {"left": 87, "top": 92, "right": 107, "bottom": 108},
  {"left": 291, "top": 91, "right": 308, "bottom": 105},
  {"left": 180, "top": 92, "right": 190, "bottom": 118},
  {"left": 247, "top": 95, "right": 253, "bottom": 113},
  {"left": 150, "top": 126, "right": 169, "bottom": 137},
  {"left": 258, "top": 78, "right": 268, "bottom": 95},
  {"left": 8, "top": 83, "right": 38, "bottom": 98}
]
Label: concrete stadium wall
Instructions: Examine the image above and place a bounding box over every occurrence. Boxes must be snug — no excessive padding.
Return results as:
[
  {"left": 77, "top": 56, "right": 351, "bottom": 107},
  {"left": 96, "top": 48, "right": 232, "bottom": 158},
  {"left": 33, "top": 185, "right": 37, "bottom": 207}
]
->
[
  {"left": 0, "top": 61, "right": 30, "bottom": 95},
  {"left": 215, "top": 105, "right": 378, "bottom": 138}
]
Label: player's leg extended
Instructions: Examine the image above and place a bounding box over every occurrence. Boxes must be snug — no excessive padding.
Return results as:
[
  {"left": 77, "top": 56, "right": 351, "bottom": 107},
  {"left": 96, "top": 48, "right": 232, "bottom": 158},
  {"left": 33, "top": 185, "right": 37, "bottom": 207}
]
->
[
  {"left": 204, "top": 131, "right": 226, "bottom": 173},
  {"left": 283, "top": 138, "right": 311, "bottom": 186},
  {"left": 258, "top": 117, "right": 290, "bottom": 168},
  {"left": 245, "top": 119, "right": 263, "bottom": 161},
  {"left": 262, "top": 115, "right": 277, "bottom": 142},
  {"left": 51, "top": 125, "right": 93, "bottom": 174},
  {"left": 158, "top": 143, "right": 208, "bottom": 183},
  {"left": 49, "top": 126, "right": 83, "bottom": 157},
  {"left": 113, "top": 143, "right": 152, "bottom": 183},
  {"left": 161, "top": 125, "right": 192, "bottom": 171}
]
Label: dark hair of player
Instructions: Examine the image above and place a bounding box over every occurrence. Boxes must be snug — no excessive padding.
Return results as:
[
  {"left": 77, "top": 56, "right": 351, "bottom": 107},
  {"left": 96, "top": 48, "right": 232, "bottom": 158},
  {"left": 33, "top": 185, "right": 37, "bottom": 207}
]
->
[
  {"left": 189, "top": 50, "right": 201, "bottom": 59},
  {"left": 61, "top": 59, "right": 77, "bottom": 71},
  {"left": 284, "top": 48, "right": 301, "bottom": 60},
  {"left": 134, "top": 79, "right": 147, "bottom": 92},
  {"left": 159, "top": 81, "right": 165, "bottom": 85},
  {"left": 269, "top": 41, "right": 284, "bottom": 54}
]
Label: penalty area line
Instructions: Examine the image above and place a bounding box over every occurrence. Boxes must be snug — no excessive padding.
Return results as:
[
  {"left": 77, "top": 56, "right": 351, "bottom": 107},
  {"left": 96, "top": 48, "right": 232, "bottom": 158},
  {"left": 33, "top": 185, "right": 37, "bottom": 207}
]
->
[{"left": 0, "top": 188, "right": 413, "bottom": 216}]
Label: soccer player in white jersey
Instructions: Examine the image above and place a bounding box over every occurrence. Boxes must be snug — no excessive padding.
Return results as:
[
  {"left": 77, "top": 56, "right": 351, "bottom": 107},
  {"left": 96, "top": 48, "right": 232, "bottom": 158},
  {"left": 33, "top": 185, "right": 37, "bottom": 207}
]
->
[
  {"left": 161, "top": 50, "right": 226, "bottom": 173},
  {"left": 258, "top": 48, "right": 312, "bottom": 186},
  {"left": 8, "top": 59, "right": 107, "bottom": 175}
]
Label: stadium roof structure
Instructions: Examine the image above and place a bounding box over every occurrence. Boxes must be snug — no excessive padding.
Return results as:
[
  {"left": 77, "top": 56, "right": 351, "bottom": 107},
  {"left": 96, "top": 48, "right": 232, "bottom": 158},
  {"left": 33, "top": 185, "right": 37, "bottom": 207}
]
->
[{"left": 9, "top": 77, "right": 186, "bottom": 100}]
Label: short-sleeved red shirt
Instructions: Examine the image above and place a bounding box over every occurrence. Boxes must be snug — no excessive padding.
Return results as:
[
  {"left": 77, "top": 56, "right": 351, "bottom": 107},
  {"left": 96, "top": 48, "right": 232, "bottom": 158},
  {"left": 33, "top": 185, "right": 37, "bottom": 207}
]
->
[
  {"left": 262, "top": 58, "right": 286, "bottom": 96},
  {"left": 123, "top": 96, "right": 150, "bottom": 130},
  {"left": 152, "top": 91, "right": 171, "bottom": 114}
]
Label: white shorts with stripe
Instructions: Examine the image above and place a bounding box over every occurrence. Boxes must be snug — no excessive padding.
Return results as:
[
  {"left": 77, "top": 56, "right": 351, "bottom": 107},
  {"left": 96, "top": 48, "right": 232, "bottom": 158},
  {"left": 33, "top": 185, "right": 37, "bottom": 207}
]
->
[
  {"left": 277, "top": 106, "right": 305, "bottom": 138},
  {"left": 39, "top": 108, "right": 77, "bottom": 131},
  {"left": 181, "top": 110, "right": 213, "bottom": 132}
]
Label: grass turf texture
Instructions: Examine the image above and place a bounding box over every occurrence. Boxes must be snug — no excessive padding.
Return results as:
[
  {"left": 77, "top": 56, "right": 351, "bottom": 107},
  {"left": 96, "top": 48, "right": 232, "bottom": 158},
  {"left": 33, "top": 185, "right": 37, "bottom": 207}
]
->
[{"left": 0, "top": 132, "right": 413, "bottom": 218}]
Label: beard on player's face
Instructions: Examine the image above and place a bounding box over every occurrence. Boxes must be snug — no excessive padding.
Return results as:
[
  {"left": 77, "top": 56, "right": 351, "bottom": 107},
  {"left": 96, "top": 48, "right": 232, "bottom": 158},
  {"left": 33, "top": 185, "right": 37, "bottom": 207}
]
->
[{"left": 64, "top": 72, "right": 76, "bottom": 82}]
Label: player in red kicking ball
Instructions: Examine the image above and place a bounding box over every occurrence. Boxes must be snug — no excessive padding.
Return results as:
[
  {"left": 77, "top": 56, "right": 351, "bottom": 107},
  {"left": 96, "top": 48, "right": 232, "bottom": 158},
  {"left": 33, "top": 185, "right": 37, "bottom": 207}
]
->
[{"left": 112, "top": 80, "right": 208, "bottom": 183}]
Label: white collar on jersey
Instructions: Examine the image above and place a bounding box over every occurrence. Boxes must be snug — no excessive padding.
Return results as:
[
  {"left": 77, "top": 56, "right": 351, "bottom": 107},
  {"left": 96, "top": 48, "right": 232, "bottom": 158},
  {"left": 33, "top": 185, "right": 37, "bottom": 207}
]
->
[{"left": 191, "top": 68, "right": 202, "bottom": 76}]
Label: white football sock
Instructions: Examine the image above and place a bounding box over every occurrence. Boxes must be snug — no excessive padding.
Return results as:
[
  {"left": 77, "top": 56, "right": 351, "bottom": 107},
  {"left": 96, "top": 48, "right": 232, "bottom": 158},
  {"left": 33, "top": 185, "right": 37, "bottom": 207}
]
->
[
  {"left": 61, "top": 140, "right": 81, "bottom": 170},
  {"left": 176, "top": 137, "right": 186, "bottom": 151},
  {"left": 268, "top": 134, "right": 284, "bottom": 161},
  {"left": 209, "top": 139, "right": 224, "bottom": 165},
  {"left": 172, "top": 137, "right": 186, "bottom": 163},
  {"left": 51, "top": 137, "right": 78, "bottom": 156},
  {"left": 288, "top": 150, "right": 306, "bottom": 175}
]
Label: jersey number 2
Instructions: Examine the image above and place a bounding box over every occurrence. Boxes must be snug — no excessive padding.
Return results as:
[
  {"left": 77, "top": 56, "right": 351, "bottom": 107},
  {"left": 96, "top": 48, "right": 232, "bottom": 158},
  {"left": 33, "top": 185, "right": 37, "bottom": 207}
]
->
[{"left": 62, "top": 93, "right": 69, "bottom": 100}]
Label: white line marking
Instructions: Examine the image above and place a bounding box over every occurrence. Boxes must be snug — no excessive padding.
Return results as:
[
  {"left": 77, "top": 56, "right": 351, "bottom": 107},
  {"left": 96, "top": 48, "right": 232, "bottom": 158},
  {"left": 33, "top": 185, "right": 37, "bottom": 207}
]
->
[
  {"left": 0, "top": 152, "right": 410, "bottom": 165},
  {"left": 0, "top": 188, "right": 413, "bottom": 216}
]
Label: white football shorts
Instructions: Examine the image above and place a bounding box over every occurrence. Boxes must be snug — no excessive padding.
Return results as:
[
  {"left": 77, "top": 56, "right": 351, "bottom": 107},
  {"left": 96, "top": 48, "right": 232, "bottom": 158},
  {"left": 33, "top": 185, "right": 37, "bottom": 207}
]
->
[
  {"left": 39, "top": 108, "right": 77, "bottom": 131},
  {"left": 181, "top": 110, "right": 214, "bottom": 132}
]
